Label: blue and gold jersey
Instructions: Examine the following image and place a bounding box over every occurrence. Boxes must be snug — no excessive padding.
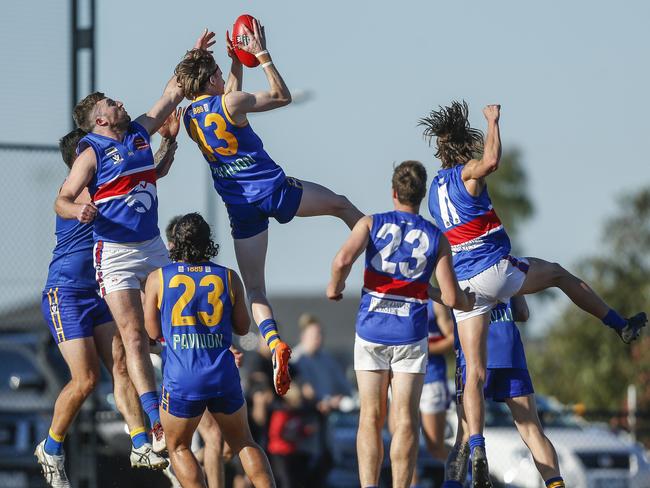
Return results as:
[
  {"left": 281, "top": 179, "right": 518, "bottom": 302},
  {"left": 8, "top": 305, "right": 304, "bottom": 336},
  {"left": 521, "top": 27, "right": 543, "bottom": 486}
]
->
[
  {"left": 44, "top": 214, "right": 97, "bottom": 291},
  {"left": 158, "top": 261, "right": 239, "bottom": 400},
  {"left": 183, "top": 95, "right": 285, "bottom": 205}
]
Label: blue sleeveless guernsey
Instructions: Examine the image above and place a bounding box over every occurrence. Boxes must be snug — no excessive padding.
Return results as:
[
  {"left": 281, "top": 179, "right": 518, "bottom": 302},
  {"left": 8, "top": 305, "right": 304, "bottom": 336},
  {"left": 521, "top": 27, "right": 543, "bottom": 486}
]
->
[
  {"left": 158, "top": 261, "right": 239, "bottom": 400},
  {"left": 78, "top": 122, "right": 159, "bottom": 243},
  {"left": 424, "top": 301, "right": 448, "bottom": 383},
  {"left": 44, "top": 215, "right": 97, "bottom": 291},
  {"left": 456, "top": 300, "right": 527, "bottom": 369},
  {"left": 356, "top": 211, "right": 441, "bottom": 345},
  {"left": 428, "top": 164, "right": 511, "bottom": 280},
  {"left": 183, "top": 95, "right": 286, "bottom": 204}
]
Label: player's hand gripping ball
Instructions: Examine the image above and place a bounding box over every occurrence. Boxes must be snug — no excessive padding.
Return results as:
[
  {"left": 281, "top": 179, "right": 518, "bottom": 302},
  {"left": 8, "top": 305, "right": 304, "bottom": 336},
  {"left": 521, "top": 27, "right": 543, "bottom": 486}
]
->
[{"left": 231, "top": 14, "right": 260, "bottom": 68}]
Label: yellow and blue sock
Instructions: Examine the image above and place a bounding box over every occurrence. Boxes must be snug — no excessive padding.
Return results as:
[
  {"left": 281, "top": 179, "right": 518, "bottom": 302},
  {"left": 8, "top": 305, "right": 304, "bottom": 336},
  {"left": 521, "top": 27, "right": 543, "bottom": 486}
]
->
[
  {"left": 139, "top": 391, "right": 160, "bottom": 428},
  {"left": 603, "top": 309, "right": 626, "bottom": 331},
  {"left": 468, "top": 434, "right": 485, "bottom": 454},
  {"left": 545, "top": 476, "right": 565, "bottom": 488},
  {"left": 130, "top": 426, "right": 148, "bottom": 449},
  {"left": 44, "top": 429, "right": 65, "bottom": 456},
  {"left": 259, "top": 318, "right": 282, "bottom": 354}
]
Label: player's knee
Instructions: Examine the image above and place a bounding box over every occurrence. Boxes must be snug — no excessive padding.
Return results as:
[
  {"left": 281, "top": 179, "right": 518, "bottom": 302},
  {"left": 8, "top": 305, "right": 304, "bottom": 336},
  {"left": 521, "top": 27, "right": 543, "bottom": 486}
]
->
[
  {"left": 360, "top": 406, "right": 385, "bottom": 429},
  {"left": 330, "top": 194, "right": 353, "bottom": 216},
  {"left": 465, "top": 366, "right": 486, "bottom": 386},
  {"left": 73, "top": 371, "right": 99, "bottom": 397},
  {"left": 120, "top": 326, "right": 148, "bottom": 352}
]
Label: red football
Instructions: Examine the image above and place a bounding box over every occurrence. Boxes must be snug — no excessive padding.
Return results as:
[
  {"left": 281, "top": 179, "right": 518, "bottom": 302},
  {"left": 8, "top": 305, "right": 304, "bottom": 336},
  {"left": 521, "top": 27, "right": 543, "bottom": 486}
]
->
[{"left": 232, "top": 14, "right": 260, "bottom": 68}]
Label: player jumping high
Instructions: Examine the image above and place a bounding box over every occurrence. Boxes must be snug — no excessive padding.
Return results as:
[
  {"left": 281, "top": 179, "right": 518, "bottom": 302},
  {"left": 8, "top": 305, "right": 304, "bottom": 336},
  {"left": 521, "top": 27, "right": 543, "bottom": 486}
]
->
[
  {"left": 421, "top": 101, "right": 647, "bottom": 487},
  {"left": 54, "top": 29, "right": 216, "bottom": 453},
  {"left": 36, "top": 129, "right": 175, "bottom": 488},
  {"left": 175, "top": 19, "right": 363, "bottom": 395}
]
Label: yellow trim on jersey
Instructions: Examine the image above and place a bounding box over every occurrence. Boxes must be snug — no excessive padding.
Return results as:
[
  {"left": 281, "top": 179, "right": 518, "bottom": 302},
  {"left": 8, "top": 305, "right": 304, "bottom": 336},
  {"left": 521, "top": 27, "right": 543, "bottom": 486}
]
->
[
  {"left": 227, "top": 269, "right": 235, "bottom": 305},
  {"left": 157, "top": 268, "right": 164, "bottom": 310},
  {"left": 129, "top": 426, "right": 146, "bottom": 437},
  {"left": 221, "top": 95, "right": 238, "bottom": 125},
  {"left": 193, "top": 95, "right": 211, "bottom": 102},
  {"left": 48, "top": 428, "right": 65, "bottom": 442}
]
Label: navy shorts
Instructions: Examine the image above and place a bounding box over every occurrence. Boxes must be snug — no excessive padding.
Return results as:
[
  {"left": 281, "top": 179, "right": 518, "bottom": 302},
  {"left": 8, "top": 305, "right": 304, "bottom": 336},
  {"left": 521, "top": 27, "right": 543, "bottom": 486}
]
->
[
  {"left": 41, "top": 288, "right": 113, "bottom": 344},
  {"left": 226, "top": 177, "right": 303, "bottom": 239},
  {"left": 160, "top": 385, "right": 245, "bottom": 419},
  {"left": 456, "top": 365, "right": 534, "bottom": 403}
]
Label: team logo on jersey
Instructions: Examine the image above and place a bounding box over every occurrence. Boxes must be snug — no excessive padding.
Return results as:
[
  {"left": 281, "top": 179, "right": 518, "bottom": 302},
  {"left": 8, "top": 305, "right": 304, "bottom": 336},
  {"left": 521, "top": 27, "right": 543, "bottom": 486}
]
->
[
  {"left": 105, "top": 146, "right": 123, "bottom": 164},
  {"left": 124, "top": 181, "right": 156, "bottom": 213},
  {"left": 134, "top": 137, "right": 150, "bottom": 151},
  {"left": 49, "top": 301, "right": 58, "bottom": 315}
]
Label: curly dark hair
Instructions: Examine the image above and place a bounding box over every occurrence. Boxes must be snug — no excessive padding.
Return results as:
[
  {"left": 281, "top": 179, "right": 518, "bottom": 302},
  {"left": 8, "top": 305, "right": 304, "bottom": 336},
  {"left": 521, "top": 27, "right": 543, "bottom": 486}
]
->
[
  {"left": 169, "top": 213, "right": 219, "bottom": 263},
  {"left": 419, "top": 100, "right": 484, "bottom": 168},
  {"left": 58, "top": 128, "right": 87, "bottom": 169},
  {"left": 392, "top": 160, "right": 427, "bottom": 207}
]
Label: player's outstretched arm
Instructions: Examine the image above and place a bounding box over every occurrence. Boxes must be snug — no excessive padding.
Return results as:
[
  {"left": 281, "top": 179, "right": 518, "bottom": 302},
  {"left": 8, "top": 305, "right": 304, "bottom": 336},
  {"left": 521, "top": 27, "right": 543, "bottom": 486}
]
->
[
  {"left": 135, "top": 29, "right": 216, "bottom": 135},
  {"left": 511, "top": 295, "right": 530, "bottom": 322},
  {"left": 143, "top": 270, "right": 163, "bottom": 341},
  {"left": 327, "top": 216, "right": 372, "bottom": 301},
  {"left": 224, "top": 31, "right": 243, "bottom": 94},
  {"left": 434, "top": 235, "right": 475, "bottom": 311},
  {"left": 154, "top": 108, "right": 181, "bottom": 178},
  {"left": 225, "top": 19, "right": 291, "bottom": 120},
  {"left": 230, "top": 270, "right": 251, "bottom": 336},
  {"left": 55, "top": 147, "right": 97, "bottom": 222},
  {"left": 461, "top": 104, "right": 501, "bottom": 185}
]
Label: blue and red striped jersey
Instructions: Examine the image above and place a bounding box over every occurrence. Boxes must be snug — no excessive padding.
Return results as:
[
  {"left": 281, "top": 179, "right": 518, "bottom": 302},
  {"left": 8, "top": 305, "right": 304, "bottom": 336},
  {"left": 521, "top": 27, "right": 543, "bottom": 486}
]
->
[
  {"left": 355, "top": 211, "right": 441, "bottom": 345},
  {"left": 183, "top": 95, "right": 285, "bottom": 205},
  {"left": 428, "top": 164, "right": 511, "bottom": 280},
  {"left": 79, "top": 122, "right": 159, "bottom": 243},
  {"left": 424, "top": 301, "right": 448, "bottom": 383}
]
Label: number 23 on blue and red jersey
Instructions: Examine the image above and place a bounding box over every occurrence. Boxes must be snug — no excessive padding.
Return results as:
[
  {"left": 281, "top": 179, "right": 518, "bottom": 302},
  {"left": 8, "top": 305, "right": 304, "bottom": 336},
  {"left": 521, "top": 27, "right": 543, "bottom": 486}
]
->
[{"left": 356, "top": 211, "right": 441, "bottom": 345}]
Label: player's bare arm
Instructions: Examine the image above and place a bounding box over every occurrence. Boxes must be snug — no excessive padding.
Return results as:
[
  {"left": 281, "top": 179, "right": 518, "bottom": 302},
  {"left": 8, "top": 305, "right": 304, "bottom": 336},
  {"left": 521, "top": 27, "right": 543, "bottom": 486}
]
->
[
  {"left": 230, "top": 270, "right": 251, "bottom": 336},
  {"left": 327, "top": 216, "right": 372, "bottom": 301},
  {"left": 135, "top": 29, "right": 216, "bottom": 135},
  {"left": 55, "top": 147, "right": 97, "bottom": 222},
  {"left": 154, "top": 108, "right": 181, "bottom": 178},
  {"left": 143, "top": 270, "right": 163, "bottom": 341},
  {"left": 225, "top": 19, "right": 291, "bottom": 123},
  {"left": 224, "top": 31, "right": 243, "bottom": 94},
  {"left": 511, "top": 295, "right": 530, "bottom": 322},
  {"left": 428, "top": 302, "right": 455, "bottom": 355},
  {"left": 434, "top": 235, "right": 476, "bottom": 311},
  {"left": 461, "top": 104, "right": 501, "bottom": 195}
]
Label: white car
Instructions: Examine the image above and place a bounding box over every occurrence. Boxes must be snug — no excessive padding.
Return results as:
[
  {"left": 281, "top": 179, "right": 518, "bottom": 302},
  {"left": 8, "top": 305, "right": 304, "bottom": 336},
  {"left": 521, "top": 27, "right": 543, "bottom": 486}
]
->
[{"left": 448, "top": 395, "right": 650, "bottom": 488}]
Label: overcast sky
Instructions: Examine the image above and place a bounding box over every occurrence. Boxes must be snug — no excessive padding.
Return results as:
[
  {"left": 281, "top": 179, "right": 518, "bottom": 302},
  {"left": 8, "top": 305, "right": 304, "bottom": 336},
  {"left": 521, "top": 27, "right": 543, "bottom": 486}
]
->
[{"left": 2, "top": 0, "right": 649, "bottom": 331}]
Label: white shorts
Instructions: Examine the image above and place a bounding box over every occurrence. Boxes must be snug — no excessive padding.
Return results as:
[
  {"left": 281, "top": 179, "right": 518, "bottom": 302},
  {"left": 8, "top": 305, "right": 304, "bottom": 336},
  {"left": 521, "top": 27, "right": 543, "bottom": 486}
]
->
[
  {"left": 354, "top": 334, "right": 428, "bottom": 374},
  {"left": 453, "top": 257, "right": 529, "bottom": 323},
  {"left": 419, "top": 380, "right": 450, "bottom": 414},
  {"left": 94, "top": 236, "right": 171, "bottom": 296}
]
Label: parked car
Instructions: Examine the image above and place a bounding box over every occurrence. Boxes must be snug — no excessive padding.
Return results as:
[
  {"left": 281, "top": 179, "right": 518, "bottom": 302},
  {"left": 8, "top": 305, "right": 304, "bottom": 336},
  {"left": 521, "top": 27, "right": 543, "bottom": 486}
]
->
[
  {"left": 470, "top": 395, "right": 650, "bottom": 488},
  {"left": 0, "top": 333, "right": 61, "bottom": 488}
]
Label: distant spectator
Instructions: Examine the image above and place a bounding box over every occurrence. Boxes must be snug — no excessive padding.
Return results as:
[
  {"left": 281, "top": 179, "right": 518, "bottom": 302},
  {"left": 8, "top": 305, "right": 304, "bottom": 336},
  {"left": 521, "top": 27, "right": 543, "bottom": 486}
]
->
[
  {"left": 291, "top": 313, "right": 352, "bottom": 412},
  {"left": 267, "top": 381, "right": 319, "bottom": 488}
]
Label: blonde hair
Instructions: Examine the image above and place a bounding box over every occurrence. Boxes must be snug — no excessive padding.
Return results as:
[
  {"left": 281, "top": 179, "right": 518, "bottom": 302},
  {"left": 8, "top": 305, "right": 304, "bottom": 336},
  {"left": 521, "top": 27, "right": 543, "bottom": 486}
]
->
[{"left": 174, "top": 49, "right": 217, "bottom": 100}]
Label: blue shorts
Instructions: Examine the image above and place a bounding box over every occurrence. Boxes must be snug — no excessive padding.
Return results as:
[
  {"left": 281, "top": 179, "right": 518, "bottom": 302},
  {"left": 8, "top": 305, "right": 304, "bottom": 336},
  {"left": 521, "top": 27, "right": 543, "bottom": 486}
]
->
[
  {"left": 160, "top": 385, "right": 245, "bottom": 419},
  {"left": 456, "top": 365, "right": 534, "bottom": 403},
  {"left": 225, "top": 177, "right": 303, "bottom": 239},
  {"left": 41, "top": 288, "right": 113, "bottom": 344}
]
